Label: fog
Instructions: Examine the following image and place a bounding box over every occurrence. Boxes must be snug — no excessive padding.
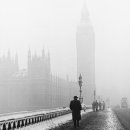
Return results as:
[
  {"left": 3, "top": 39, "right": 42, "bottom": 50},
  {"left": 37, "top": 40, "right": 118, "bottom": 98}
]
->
[{"left": 0, "top": 0, "right": 130, "bottom": 106}]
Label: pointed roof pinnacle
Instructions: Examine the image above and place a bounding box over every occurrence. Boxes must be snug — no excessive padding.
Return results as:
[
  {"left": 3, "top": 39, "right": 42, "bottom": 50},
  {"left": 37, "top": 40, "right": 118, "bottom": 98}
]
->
[
  {"left": 28, "top": 48, "right": 31, "bottom": 56},
  {"left": 7, "top": 49, "right": 11, "bottom": 58},
  {"left": 81, "top": 0, "right": 90, "bottom": 23},
  {"left": 28, "top": 48, "right": 31, "bottom": 52},
  {"left": 15, "top": 52, "right": 18, "bottom": 64},
  {"left": 42, "top": 47, "right": 45, "bottom": 57},
  {"left": 84, "top": 0, "right": 87, "bottom": 8}
]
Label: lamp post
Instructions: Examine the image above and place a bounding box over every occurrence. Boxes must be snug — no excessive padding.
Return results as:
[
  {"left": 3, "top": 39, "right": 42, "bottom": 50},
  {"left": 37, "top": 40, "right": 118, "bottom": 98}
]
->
[
  {"left": 94, "top": 90, "right": 96, "bottom": 101},
  {"left": 78, "top": 74, "right": 83, "bottom": 103}
]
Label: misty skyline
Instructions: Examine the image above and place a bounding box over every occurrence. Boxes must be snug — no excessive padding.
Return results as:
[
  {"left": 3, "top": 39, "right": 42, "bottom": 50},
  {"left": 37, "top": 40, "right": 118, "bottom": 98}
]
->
[{"left": 0, "top": 0, "right": 130, "bottom": 106}]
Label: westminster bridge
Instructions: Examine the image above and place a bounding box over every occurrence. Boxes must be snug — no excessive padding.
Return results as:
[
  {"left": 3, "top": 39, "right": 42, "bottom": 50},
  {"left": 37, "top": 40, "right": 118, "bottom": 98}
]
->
[{"left": 0, "top": 104, "right": 90, "bottom": 130}]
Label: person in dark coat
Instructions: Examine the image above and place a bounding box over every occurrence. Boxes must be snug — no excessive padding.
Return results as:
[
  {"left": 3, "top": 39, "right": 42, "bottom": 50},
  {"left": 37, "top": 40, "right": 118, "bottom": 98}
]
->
[
  {"left": 102, "top": 101, "right": 105, "bottom": 110},
  {"left": 92, "top": 101, "right": 96, "bottom": 112},
  {"left": 99, "top": 101, "right": 102, "bottom": 110},
  {"left": 95, "top": 100, "right": 99, "bottom": 111},
  {"left": 70, "top": 96, "right": 82, "bottom": 128}
]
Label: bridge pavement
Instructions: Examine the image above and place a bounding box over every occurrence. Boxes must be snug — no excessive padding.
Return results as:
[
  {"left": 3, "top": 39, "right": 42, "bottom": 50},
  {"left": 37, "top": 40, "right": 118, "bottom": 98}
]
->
[
  {"left": 54, "top": 108, "right": 125, "bottom": 130},
  {"left": 17, "top": 108, "right": 124, "bottom": 130}
]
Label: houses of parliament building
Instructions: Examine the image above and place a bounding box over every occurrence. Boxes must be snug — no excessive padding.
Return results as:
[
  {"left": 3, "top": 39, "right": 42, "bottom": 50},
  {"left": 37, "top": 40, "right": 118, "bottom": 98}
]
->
[{"left": 0, "top": 50, "right": 78, "bottom": 113}]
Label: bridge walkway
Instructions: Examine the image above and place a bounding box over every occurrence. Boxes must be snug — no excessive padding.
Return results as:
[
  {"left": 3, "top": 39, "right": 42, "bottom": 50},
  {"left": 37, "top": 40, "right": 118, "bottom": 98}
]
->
[{"left": 54, "top": 108, "right": 124, "bottom": 130}]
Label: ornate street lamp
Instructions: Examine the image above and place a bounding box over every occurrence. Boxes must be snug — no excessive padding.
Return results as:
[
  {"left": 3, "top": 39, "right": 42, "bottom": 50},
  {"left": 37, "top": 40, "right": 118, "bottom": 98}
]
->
[
  {"left": 94, "top": 90, "right": 96, "bottom": 101},
  {"left": 78, "top": 74, "right": 83, "bottom": 103}
]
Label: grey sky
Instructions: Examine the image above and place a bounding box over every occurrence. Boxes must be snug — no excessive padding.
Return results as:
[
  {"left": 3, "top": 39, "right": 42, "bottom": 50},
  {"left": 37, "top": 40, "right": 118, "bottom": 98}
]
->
[{"left": 0, "top": 0, "right": 130, "bottom": 105}]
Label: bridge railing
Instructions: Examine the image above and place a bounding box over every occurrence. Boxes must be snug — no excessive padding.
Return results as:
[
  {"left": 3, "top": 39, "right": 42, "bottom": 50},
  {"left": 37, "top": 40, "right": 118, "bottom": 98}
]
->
[
  {"left": 0, "top": 107, "right": 71, "bottom": 130},
  {"left": 0, "top": 104, "right": 91, "bottom": 130}
]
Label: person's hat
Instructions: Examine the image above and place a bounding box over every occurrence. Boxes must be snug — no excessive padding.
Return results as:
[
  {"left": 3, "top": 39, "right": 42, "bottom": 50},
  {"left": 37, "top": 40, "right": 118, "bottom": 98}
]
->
[{"left": 74, "top": 96, "right": 78, "bottom": 99}]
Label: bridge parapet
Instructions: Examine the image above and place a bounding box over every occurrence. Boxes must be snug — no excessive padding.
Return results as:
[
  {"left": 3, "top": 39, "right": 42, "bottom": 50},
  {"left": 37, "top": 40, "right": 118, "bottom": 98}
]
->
[
  {"left": 0, "top": 104, "right": 91, "bottom": 130},
  {"left": 0, "top": 107, "right": 71, "bottom": 130}
]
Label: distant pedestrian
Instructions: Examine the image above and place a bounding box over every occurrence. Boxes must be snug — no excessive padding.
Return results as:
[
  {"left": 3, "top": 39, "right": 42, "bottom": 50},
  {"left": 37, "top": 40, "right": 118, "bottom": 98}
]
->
[
  {"left": 99, "top": 101, "right": 102, "bottom": 110},
  {"left": 70, "top": 96, "right": 82, "bottom": 128},
  {"left": 103, "top": 101, "right": 105, "bottom": 110},
  {"left": 95, "top": 100, "right": 99, "bottom": 111},
  {"left": 92, "top": 101, "right": 96, "bottom": 112}
]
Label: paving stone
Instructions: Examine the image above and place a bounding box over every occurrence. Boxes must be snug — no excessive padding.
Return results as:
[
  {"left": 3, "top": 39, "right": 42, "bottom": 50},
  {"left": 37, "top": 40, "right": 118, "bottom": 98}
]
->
[
  {"left": 77, "top": 108, "right": 124, "bottom": 130},
  {"left": 55, "top": 108, "right": 125, "bottom": 130}
]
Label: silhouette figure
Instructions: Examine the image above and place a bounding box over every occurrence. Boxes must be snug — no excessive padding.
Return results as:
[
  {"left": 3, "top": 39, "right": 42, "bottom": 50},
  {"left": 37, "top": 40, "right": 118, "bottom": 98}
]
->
[
  {"left": 95, "top": 100, "right": 99, "bottom": 111},
  {"left": 99, "top": 101, "right": 102, "bottom": 110},
  {"left": 70, "top": 96, "right": 82, "bottom": 128},
  {"left": 92, "top": 101, "right": 96, "bottom": 112},
  {"left": 103, "top": 101, "right": 105, "bottom": 110}
]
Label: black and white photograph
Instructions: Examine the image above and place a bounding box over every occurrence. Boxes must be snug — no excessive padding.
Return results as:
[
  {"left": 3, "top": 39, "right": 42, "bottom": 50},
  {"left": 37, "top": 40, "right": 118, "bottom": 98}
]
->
[{"left": 0, "top": 0, "right": 130, "bottom": 129}]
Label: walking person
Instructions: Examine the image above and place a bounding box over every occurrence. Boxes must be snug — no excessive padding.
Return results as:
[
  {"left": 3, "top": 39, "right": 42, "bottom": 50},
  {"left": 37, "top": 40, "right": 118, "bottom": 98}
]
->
[
  {"left": 102, "top": 101, "right": 105, "bottom": 110},
  {"left": 92, "top": 101, "right": 96, "bottom": 112},
  {"left": 70, "top": 96, "right": 82, "bottom": 128},
  {"left": 99, "top": 101, "right": 102, "bottom": 110},
  {"left": 95, "top": 100, "right": 99, "bottom": 111}
]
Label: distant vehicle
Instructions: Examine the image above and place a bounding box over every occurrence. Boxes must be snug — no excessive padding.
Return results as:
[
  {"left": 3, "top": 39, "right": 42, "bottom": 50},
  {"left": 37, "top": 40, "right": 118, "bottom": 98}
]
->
[{"left": 121, "top": 97, "right": 128, "bottom": 109}]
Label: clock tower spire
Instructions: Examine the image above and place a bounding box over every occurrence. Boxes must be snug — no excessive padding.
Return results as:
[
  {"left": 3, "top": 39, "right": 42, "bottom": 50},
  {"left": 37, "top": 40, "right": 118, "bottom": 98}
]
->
[{"left": 76, "top": 0, "right": 95, "bottom": 104}]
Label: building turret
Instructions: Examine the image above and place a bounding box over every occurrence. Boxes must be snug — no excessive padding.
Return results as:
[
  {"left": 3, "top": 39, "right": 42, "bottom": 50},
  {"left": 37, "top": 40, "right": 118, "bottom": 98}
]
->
[
  {"left": 28, "top": 49, "right": 31, "bottom": 76},
  {"left": 15, "top": 52, "right": 19, "bottom": 71},
  {"left": 42, "top": 47, "right": 45, "bottom": 58},
  {"left": 47, "top": 52, "right": 50, "bottom": 65},
  {"left": 7, "top": 50, "right": 11, "bottom": 61},
  {"left": 28, "top": 49, "right": 31, "bottom": 64},
  {"left": 47, "top": 51, "right": 51, "bottom": 76}
]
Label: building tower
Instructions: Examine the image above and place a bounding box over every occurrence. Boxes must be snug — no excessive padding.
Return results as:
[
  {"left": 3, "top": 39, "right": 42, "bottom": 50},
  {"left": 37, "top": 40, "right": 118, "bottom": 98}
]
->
[
  {"left": 15, "top": 52, "right": 19, "bottom": 72},
  {"left": 76, "top": 0, "right": 95, "bottom": 104},
  {"left": 28, "top": 48, "right": 31, "bottom": 77}
]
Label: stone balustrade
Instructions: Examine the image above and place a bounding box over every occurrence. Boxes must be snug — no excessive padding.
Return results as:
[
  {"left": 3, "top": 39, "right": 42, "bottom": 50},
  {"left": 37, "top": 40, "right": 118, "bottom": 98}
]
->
[{"left": 0, "top": 108, "right": 71, "bottom": 130}]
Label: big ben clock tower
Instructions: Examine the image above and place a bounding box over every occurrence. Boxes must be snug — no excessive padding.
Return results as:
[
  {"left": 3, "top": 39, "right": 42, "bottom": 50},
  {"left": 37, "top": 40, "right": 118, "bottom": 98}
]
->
[{"left": 76, "top": 0, "right": 96, "bottom": 104}]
